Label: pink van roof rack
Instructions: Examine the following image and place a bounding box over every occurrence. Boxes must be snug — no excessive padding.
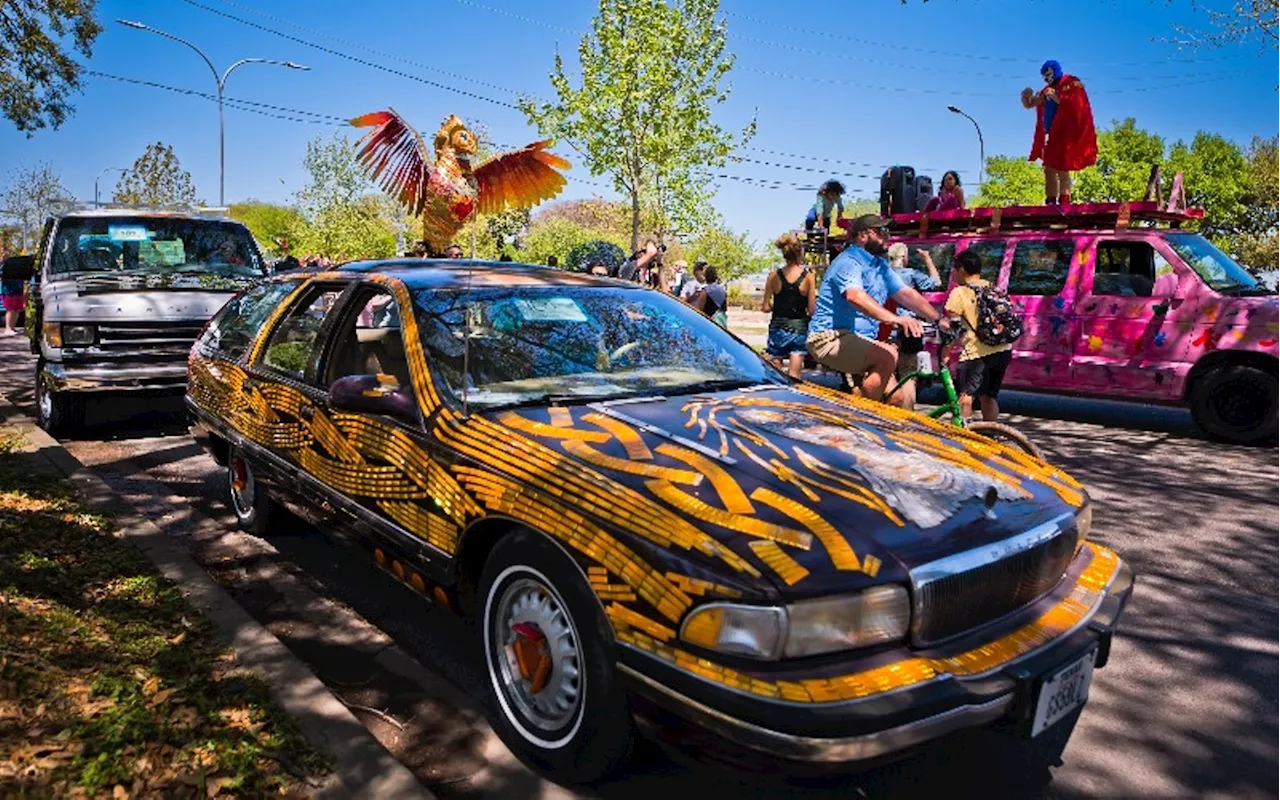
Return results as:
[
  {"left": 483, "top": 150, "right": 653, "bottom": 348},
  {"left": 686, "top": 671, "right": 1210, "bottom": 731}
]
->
[{"left": 888, "top": 201, "right": 1205, "bottom": 237}]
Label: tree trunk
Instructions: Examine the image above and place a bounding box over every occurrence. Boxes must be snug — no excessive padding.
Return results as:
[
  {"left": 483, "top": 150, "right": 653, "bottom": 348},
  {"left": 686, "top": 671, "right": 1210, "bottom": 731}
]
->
[{"left": 630, "top": 189, "right": 640, "bottom": 254}]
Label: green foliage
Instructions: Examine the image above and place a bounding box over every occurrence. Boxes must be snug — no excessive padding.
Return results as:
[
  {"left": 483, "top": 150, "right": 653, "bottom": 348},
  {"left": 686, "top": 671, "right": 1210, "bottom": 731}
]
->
[
  {"left": 972, "top": 156, "right": 1043, "bottom": 207},
  {"left": 113, "top": 142, "right": 199, "bottom": 207},
  {"left": 227, "top": 201, "right": 307, "bottom": 258},
  {"left": 0, "top": 162, "right": 73, "bottom": 251},
  {"left": 0, "top": 0, "right": 102, "bottom": 134},
  {"left": 522, "top": 217, "right": 616, "bottom": 266},
  {"left": 294, "top": 132, "right": 402, "bottom": 261},
  {"left": 685, "top": 225, "right": 771, "bottom": 281},
  {"left": 519, "top": 0, "right": 754, "bottom": 251},
  {"left": 566, "top": 239, "right": 626, "bottom": 272},
  {"left": 1073, "top": 119, "right": 1167, "bottom": 203}
]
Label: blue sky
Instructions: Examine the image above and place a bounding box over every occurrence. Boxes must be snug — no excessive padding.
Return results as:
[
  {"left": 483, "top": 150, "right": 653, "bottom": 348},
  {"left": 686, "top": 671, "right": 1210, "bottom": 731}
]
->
[{"left": 3, "top": 0, "right": 1276, "bottom": 247}]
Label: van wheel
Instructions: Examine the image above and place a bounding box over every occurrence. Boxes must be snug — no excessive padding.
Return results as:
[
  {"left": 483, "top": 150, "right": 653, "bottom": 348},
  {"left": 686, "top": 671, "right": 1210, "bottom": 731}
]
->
[
  {"left": 34, "top": 362, "right": 85, "bottom": 437},
  {"left": 227, "top": 446, "right": 274, "bottom": 535},
  {"left": 1191, "top": 365, "right": 1278, "bottom": 445},
  {"left": 478, "top": 529, "right": 633, "bottom": 783}
]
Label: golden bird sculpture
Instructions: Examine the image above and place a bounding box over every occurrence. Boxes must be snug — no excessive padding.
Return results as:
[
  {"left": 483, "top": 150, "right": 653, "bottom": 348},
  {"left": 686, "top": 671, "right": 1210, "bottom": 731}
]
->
[{"left": 350, "top": 109, "right": 571, "bottom": 252}]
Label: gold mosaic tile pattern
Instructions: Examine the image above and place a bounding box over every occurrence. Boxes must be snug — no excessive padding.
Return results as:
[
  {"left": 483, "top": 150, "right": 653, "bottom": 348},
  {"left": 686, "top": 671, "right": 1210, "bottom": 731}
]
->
[{"left": 747, "top": 540, "right": 810, "bottom": 586}]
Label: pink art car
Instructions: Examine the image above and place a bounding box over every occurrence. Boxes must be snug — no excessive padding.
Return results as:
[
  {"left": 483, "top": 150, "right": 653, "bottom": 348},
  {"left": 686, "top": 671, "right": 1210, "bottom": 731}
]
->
[{"left": 891, "top": 202, "right": 1278, "bottom": 444}]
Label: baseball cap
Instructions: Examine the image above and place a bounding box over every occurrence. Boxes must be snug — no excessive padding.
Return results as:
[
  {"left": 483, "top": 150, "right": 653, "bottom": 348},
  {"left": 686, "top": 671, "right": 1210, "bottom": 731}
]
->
[{"left": 850, "top": 213, "right": 890, "bottom": 234}]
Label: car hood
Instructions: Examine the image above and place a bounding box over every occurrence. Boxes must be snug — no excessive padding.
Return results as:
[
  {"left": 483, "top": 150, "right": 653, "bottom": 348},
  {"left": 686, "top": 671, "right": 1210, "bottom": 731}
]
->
[
  {"left": 40, "top": 274, "right": 252, "bottom": 322},
  {"left": 486, "top": 383, "right": 1087, "bottom": 599}
]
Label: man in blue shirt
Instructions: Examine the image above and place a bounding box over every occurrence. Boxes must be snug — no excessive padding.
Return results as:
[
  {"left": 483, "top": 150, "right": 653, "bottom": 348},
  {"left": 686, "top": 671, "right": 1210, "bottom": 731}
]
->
[{"left": 807, "top": 214, "right": 948, "bottom": 405}]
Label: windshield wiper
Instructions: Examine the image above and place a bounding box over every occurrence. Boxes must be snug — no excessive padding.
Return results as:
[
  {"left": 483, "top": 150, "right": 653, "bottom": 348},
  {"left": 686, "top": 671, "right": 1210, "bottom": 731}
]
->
[
  {"left": 485, "top": 389, "right": 632, "bottom": 410},
  {"left": 683, "top": 377, "right": 781, "bottom": 394}
]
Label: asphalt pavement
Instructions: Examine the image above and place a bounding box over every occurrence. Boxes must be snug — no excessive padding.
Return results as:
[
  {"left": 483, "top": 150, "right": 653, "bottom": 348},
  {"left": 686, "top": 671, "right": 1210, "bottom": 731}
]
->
[{"left": 1, "top": 334, "right": 1275, "bottom": 798}]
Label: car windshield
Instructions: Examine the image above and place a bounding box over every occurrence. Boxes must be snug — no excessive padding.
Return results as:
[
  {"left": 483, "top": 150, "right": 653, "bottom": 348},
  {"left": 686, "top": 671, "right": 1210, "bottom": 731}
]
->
[
  {"left": 49, "top": 216, "right": 263, "bottom": 278},
  {"left": 413, "top": 286, "right": 784, "bottom": 409},
  {"left": 1165, "top": 233, "right": 1272, "bottom": 295}
]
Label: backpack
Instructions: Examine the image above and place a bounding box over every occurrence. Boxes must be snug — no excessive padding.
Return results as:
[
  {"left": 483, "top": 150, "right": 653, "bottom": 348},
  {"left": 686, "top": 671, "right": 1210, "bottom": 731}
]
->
[{"left": 967, "top": 284, "right": 1023, "bottom": 346}]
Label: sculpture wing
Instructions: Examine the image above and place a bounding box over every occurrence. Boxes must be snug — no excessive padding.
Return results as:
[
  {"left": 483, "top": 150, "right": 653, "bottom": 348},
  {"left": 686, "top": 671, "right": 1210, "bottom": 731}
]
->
[
  {"left": 350, "top": 109, "right": 431, "bottom": 215},
  {"left": 473, "top": 141, "right": 570, "bottom": 216}
]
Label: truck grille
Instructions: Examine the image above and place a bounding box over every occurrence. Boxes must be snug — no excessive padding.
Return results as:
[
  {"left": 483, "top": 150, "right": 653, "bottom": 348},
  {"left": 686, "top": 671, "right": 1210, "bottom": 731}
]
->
[
  {"left": 910, "top": 515, "right": 1078, "bottom": 646},
  {"left": 92, "top": 321, "right": 206, "bottom": 363}
]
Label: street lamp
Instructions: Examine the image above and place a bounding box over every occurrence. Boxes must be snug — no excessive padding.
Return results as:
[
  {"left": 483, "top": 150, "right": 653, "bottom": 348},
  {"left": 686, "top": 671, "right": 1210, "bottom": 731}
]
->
[
  {"left": 117, "top": 19, "right": 309, "bottom": 206},
  {"left": 947, "top": 105, "right": 985, "bottom": 191},
  {"left": 94, "top": 167, "right": 128, "bottom": 208}
]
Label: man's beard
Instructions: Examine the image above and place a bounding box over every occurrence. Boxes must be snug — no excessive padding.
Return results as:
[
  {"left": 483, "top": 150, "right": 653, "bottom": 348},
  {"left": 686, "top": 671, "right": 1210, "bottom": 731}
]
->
[{"left": 865, "top": 239, "right": 888, "bottom": 256}]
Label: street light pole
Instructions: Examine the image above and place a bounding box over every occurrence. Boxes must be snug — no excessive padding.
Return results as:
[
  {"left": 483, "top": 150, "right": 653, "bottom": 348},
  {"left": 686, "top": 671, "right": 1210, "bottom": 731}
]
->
[
  {"left": 117, "top": 20, "right": 309, "bottom": 207},
  {"left": 94, "top": 167, "right": 128, "bottom": 208},
  {"left": 947, "top": 105, "right": 985, "bottom": 191}
]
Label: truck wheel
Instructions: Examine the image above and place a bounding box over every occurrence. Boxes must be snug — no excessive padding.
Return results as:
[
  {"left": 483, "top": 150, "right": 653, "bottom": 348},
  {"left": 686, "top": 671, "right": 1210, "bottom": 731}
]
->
[
  {"left": 478, "top": 529, "right": 633, "bottom": 782},
  {"left": 227, "top": 446, "right": 274, "bottom": 535},
  {"left": 1191, "top": 365, "right": 1278, "bottom": 445},
  {"left": 34, "top": 362, "right": 85, "bottom": 437}
]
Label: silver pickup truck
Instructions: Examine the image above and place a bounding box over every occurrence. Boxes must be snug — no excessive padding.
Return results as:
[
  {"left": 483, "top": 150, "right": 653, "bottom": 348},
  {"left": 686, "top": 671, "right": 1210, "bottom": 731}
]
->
[{"left": 27, "top": 208, "right": 267, "bottom": 434}]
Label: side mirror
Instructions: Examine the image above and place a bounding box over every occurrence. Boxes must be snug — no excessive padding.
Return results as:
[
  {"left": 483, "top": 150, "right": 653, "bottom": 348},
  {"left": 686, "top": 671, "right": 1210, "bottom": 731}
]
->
[{"left": 329, "top": 374, "right": 419, "bottom": 424}]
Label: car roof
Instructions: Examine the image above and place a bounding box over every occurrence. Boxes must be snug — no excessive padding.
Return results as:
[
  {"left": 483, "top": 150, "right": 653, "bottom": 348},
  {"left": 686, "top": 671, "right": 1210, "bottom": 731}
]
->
[{"left": 335, "top": 259, "right": 636, "bottom": 290}]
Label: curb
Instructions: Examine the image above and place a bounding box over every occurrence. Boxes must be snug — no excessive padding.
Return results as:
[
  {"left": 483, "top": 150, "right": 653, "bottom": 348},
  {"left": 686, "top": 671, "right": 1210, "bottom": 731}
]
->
[{"left": 0, "top": 398, "right": 433, "bottom": 800}]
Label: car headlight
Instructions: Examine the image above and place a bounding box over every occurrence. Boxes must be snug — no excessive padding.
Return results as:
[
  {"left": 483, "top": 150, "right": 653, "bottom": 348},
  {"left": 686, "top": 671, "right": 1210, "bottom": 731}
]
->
[
  {"left": 1075, "top": 504, "right": 1092, "bottom": 550},
  {"left": 61, "top": 324, "right": 96, "bottom": 346},
  {"left": 679, "top": 585, "right": 911, "bottom": 661}
]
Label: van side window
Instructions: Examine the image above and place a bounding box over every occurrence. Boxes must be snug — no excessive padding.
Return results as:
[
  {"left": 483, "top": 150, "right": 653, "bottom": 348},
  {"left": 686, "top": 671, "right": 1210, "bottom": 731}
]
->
[
  {"left": 960, "top": 240, "right": 1005, "bottom": 284},
  {"left": 195, "top": 281, "right": 299, "bottom": 360},
  {"left": 1094, "top": 241, "right": 1157, "bottom": 297},
  {"left": 906, "top": 243, "right": 955, "bottom": 281},
  {"left": 1009, "top": 239, "right": 1074, "bottom": 295}
]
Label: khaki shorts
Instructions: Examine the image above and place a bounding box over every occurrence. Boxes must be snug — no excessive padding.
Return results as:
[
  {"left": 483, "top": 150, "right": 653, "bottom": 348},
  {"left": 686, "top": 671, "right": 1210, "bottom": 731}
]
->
[{"left": 806, "top": 329, "right": 882, "bottom": 377}]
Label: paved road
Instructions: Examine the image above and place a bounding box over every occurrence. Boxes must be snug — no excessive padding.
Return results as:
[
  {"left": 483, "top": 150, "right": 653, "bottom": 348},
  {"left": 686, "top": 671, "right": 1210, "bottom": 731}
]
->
[{"left": 2, "top": 336, "right": 1276, "bottom": 798}]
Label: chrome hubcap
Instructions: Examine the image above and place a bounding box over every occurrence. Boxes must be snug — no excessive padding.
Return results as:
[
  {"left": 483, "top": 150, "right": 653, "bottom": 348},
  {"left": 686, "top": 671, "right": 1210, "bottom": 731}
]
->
[
  {"left": 229, "top": 455, "right": 255, "bottom": 518},
  {"left": 490, "top": 577, "right": 582, "bottom": 732}
]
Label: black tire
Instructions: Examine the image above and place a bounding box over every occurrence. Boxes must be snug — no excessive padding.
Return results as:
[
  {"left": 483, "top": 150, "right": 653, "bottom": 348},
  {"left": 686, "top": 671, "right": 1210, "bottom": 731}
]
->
[
  {"left": 968, "top": 421, "right": 1045, "bottom": 461},
  {"left": 1190, "top": 365, "right": 1279, "bottom": 445},
  {"left": 478, "top": 529, "right": 633, "bottom": 783},
  {"left": 226, "top": 445, "right": 274, "bottom": 535},
  {"left": 34, "top": 361, "right": 86, "bottom": 437}
]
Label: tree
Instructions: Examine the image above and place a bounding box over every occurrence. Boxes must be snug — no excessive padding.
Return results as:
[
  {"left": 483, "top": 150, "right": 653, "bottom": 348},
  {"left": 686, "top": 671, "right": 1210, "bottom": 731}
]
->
[
  {"left": 971, "top": 156, "right": 1043, "bottom": 207},
  {"left": 0, "top": 163, "right": 73, "bottom": 251},
  {"left": 295, "top": 132, "right": 402, "bottom": 260},
  {"left": 228, "top": 201, "right": 308, "bottom": 258},
  {"left": 520, "top": 0, "right": 754, "bottom": 252},
  {"left": 113, "top": 142, "right": 199, "bottom": 206},
  {"left": 1073, "top": 119, "right": 1167, "bottom": 203},
  {"left": 1169, "top": 0, "right": 1277, "bottom": 53},
  {"left": 1226, "top": 135, "right": 1278, "bottom": 270},
  {"left": 685, "top": 225, "right": 771, "bottom": 281},
  {"left": 1, "top": 0, "right": 103, "bottom": 134}
]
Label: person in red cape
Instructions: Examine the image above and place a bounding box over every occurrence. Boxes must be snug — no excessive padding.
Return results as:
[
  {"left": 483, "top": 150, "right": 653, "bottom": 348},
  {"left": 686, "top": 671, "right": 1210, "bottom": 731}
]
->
[{"left": 1022, "top": 60, "right": 1097, "bottom": 205}]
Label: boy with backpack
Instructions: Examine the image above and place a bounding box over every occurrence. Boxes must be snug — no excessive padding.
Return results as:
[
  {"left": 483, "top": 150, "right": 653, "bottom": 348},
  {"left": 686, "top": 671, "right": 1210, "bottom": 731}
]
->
[{"left": 943, "top": 249, "right": 1022, "bottom": 423}]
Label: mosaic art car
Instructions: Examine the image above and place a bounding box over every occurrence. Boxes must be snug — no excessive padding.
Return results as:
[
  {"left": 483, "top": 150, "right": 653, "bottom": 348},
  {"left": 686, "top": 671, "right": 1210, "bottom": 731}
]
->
[{"left": 186, "top": 260, "right": 1134, "bottom": 780}]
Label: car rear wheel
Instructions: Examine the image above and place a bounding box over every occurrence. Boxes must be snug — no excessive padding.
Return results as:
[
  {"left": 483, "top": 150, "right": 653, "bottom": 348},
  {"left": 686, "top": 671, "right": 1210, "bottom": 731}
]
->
[
  {"left": 478, "top": 529, "right": 633, "bottom": 782},
  {"left": 34, "top": 361, "right": 85, "bottom": 437},
  {"left": 226, "top": 446, "right": 273, "bottom": 535},
  {"left": 1191, "top": 365, "right": 1279, "bottom": 445}
]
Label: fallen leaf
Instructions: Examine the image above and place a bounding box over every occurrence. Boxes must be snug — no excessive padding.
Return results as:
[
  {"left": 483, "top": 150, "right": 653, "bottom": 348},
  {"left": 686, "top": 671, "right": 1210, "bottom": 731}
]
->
[
  {"left": 113, "top": 785, "right": 128, "bottom": 799},
  {"left": 180, "top": 616, "right": 193, "bottom": 629},
  {"left": 34, "top": 703, "right": 46, "bottom": 717},
  {"left": 206, "top": 775, "right": 236, "bottom": 797},
  {"left": 142, "top": 677, "right": 160, "bottom": 697},
  {"left": 167, "top": 632, "right": 187, "bottom": 646},
  {"left": 172, "top": 706, "right": 199, "bottom": 728},
  {"left": 146, "top": 688, "right": 174, "bottom": 708}
]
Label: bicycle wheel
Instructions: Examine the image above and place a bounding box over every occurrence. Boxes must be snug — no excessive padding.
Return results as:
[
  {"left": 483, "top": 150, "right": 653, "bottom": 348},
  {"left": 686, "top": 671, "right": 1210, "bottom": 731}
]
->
[{"left": 967, "top": 421, "right": 1045, "bottom": 461}]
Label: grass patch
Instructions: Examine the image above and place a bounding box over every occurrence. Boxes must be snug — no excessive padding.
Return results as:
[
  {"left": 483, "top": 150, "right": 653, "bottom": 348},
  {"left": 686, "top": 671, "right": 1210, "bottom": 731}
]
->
[{"left": 0, "top": 429, "right": 330, "bottom": 796}]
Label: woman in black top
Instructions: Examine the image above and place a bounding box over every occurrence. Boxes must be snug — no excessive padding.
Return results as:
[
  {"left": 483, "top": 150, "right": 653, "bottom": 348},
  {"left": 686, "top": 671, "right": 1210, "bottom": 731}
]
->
[{"left": 762, "top": 233, "right": 816, "bottom": 378}]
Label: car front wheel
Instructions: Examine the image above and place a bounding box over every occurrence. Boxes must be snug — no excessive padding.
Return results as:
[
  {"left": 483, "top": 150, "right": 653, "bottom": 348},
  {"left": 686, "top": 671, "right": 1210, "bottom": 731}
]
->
[{"left": 478, "top": 529, "right": 633, "bottom": 782}]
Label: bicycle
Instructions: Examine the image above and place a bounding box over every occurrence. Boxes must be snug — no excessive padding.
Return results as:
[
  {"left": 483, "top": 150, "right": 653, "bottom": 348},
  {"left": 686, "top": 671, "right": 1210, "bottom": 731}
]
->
[{"left": 882, "top": 322, "right": 1045, "bottom": 459}]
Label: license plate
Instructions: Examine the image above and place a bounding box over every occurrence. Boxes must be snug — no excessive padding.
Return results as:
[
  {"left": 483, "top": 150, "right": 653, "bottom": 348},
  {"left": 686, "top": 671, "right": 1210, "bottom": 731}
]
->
[{"left": 1031, "top": 649, "right": 1095, "bottom": 737}]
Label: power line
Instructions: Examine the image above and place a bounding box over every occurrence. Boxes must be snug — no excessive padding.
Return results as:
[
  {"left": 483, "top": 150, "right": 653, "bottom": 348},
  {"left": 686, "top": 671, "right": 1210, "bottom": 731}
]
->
[
  {"left": 181, "top": 0, "right": 521, "bottom": 109},
  {"left": 85, "top": 70, "right": 350, "bottom": 125}
]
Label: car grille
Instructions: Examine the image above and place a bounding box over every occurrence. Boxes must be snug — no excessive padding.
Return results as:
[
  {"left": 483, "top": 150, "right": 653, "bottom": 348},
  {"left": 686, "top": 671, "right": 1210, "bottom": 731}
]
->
[
  {"left": 911, "top": 516, "right": 1078, "bottom": 647},
  {"left": 91, "top": 321, "right": 206, "bottom": 363}
]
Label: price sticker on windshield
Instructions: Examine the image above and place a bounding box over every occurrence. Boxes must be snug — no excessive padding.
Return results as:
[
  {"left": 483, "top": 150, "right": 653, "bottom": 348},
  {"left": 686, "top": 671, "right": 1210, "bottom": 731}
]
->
[
  {"left": 108, "top": 225, "right": 150, "bottom": 242},
  {"left": 513, "top": 297, "right": 588, "bottom": 323}
]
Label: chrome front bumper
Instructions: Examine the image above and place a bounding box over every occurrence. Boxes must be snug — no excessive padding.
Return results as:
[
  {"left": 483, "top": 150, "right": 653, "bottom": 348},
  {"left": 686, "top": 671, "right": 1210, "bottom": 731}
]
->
[{"left": 42, "top": 360, "right": 189, "bottom": 392}]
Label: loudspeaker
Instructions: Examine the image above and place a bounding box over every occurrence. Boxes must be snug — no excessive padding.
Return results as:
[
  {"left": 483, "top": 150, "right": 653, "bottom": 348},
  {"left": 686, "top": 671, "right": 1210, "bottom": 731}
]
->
[
  {"left": 879, "top": 166, "right": 917, "bottom": 216},
  {"left": 915, "top": 175, "right": 934, "bottom": 211}
]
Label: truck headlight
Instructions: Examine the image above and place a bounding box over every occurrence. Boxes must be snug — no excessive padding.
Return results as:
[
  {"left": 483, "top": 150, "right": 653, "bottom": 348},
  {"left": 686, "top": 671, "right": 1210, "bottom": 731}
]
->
[
  {"left": 1075, "top": 504, "right": 1092, "bottom": 550},
  {"left": 42, "top": 321, "right": 62, "bottom": 348},
  {"left": 679, "top": 585, "right": 911, "bottom": 661},
  {"left": 62, "top": 324, "right": 96, "bottom": 346}
]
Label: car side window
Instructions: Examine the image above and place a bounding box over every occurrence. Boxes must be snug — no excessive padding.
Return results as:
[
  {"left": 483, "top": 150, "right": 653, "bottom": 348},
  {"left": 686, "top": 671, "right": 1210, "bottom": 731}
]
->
[
  {"left": 195, "top": 281, "right": 299, "bottom": 360},
  {"left": 322, "top": 289, "right": 412, "bottom": 389},
  {"left": 1094, "top": 241, "right": 1157, "bottom": 297},
  {"left": 259, "top": 285, "right": 345, "bottom": 383},
  {"left": 959, "top": 240, "right": 1005, "bottom": 284},
  {"left": 1009, "top": 239, "right": 1074, "bottom": 296}
]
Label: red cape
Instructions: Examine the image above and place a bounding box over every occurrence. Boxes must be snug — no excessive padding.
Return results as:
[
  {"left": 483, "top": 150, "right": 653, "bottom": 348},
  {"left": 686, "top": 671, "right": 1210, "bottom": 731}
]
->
[{"left": 1029, "top": 75, "right": 1097, "bottom": 172}]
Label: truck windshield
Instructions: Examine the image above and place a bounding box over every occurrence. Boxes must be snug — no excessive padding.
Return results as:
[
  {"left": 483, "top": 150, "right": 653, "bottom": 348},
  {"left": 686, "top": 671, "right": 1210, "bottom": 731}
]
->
[
  {"left": 1165, "top": 233, "right": 1272, "bottom": 295},
  {"left": 49, "top": 217, "right": 263, "bottom": 278}
]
